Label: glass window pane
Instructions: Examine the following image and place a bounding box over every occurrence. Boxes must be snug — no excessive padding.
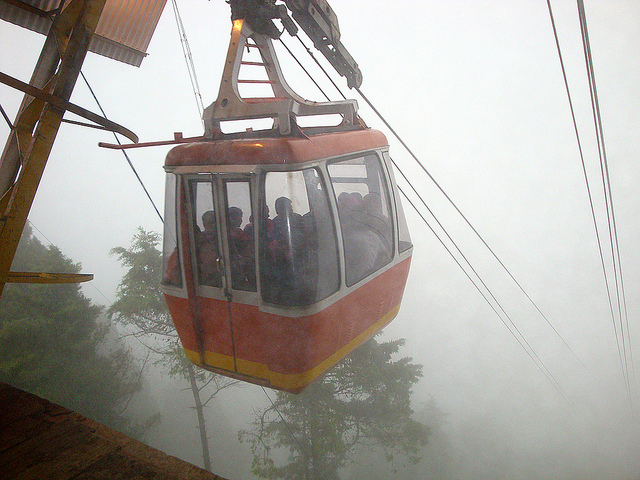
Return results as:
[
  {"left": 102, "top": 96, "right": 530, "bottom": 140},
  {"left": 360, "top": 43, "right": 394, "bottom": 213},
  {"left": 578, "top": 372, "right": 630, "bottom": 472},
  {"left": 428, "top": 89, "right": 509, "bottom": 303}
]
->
[
  {"left": 261, "top": 169, "right": 339, "bottom": 306},
  {"left": 224, "top": 181, "right": 256, "bottom": 292},
  {"left": 383, "top": 152, "right": 412, "bottom": 252},
  {"left": 162, "top": 173, "right": 182, "bottom": 286},
  {"left": 328, "top": 154, "right": 394, "bottom": 286},
  {"left": 396, "top": 191, "right": 412, "bottom": 252},
  {"left": 190, "top": 178, "right": 223, "bottom": 288}
]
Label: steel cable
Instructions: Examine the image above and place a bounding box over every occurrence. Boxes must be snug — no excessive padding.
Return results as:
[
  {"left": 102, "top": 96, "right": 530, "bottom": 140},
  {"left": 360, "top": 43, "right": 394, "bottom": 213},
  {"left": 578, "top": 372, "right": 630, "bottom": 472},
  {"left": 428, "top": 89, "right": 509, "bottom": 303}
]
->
[{"left": 279, "top": 29, "right": 578, "bottom": 405}]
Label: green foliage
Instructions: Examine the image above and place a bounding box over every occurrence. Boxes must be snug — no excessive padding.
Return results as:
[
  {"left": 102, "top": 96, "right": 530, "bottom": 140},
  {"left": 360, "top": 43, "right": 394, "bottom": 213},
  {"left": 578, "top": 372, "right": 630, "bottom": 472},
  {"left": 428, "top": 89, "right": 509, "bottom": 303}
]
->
[
  {"left": 0, "top": 225, "right": 145, "bottom": 435},
  {"left": 109, "top": 230, "right": 173, "bottom": 333},
  {"left": 108, "top": 228, "right": 239, "bottom": 472},
  {"left": 108, "top": 228, "right": 190, "bottom": 376},
  {"left": 108, "top": 227, "right": 238, "bottom": 388},
  {"left": 240, "top": 337, "right": 431, "bottom": 480},
  {"left": 344, "top": 397, "right": 458, "bottom": 480}
]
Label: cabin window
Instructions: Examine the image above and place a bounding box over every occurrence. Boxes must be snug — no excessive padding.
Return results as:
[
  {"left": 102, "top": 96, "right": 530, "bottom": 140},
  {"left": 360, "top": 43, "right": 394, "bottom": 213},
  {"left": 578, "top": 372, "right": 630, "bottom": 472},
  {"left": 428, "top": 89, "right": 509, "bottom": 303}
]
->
[
  {"left": 162, "top": 173, "right": 182, "bottom": 287},
  {"left": 188, "top": 177, "right": 223, "bottom": 288},
  {"left": 328, "top": 154, "right": 394, "bottom": 286},
  {"left": 383, "top": 152, "right": 412, "bottom": 252},
  {"left": 260, "top": 168, "right": 339, "bottom": 306},
  {"left": 396, "top": 193, "right": 412, "bottom": 253},
  {"left": 223, "top": 180, "right": 256, "bottom": 292}
]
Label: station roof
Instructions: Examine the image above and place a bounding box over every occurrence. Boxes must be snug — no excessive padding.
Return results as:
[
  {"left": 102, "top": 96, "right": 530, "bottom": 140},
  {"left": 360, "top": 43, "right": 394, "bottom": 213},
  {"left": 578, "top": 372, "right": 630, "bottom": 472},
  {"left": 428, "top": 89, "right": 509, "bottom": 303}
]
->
[
  {"left": 0, "top": 0, "right": 166, "bottom": 66},
  {"left": 0, "top": 382, "right": 228, "bottom": 479}
]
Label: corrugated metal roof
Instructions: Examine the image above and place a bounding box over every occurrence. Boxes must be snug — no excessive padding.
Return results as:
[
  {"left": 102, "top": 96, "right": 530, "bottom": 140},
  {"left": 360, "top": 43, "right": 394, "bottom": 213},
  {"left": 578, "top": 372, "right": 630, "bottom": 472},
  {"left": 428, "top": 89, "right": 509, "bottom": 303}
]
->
[
  {"left": 0, "top": 0, "right": 167, "bottom": 67},
  {"left": 0, "top": 0, "right": 56, "bottom": 36}
]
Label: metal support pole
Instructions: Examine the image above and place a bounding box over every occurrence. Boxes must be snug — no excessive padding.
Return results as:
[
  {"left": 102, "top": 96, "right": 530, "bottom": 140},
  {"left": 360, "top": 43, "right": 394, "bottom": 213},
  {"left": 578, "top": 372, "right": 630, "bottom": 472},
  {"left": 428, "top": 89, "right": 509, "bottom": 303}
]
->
[{"left": 0, "top": 0, "right": 107, "bottom": 297}]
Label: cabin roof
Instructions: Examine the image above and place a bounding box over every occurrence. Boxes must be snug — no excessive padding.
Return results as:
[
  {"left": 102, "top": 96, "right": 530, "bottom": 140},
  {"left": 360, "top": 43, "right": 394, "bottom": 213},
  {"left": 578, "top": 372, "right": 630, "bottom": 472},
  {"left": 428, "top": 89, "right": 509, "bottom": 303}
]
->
[{"left": 164, "top": 129, "right": 388, "bottom": 168}]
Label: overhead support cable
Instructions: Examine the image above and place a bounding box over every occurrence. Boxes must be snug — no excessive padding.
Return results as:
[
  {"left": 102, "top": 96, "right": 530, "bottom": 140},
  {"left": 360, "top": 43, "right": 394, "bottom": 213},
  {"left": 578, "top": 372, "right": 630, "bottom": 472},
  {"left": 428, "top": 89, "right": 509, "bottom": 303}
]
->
[
  {"left": 288, "top": 4, "right": 623, "bottom": 391},
  {"left": 0, "top": 103, "right": 13, "bottom": 129},
  {"left": 278, "top": 36, "right": 331, "bottom": 102},
  {"left": 279, "top": 22, "right": 580, "bottom": 404},
  {"left": 31, "top": 6, "right": 160, "bottom": 224},
  {"left": 291, "top": 34, "right": 346, "bottom": 100},
  {"left": 354, "top": 85, "right": 584, "bottom": 367},
  {"left": 576, "top": 0, "right": 633, "bottom": 395},
  {"left": 545, "top": 0, "right": 619, "bottom": 368},
  {"left": 397, "top": 183, "right": 575, "bottom": 408},
  {"left": 171, "top": 0, "right": 205, "bottom": 126},
  {"left": 547, "top": 0, "right": 633, "bottom": 398},
  {"left": 80, "top": 72, "right": 164, "bottom": 224}
]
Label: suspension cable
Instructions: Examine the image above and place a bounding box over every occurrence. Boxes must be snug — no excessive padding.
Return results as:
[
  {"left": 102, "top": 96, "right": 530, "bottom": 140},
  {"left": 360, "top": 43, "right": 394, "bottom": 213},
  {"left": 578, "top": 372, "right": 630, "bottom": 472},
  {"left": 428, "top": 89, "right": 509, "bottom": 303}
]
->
[
  {"left": 292, "top": 34, "right": 346, "bottom": 100},
  {"left": 356, "top": 85, "right": 583, "bottom": 366},
  {"left": 80, "top": 72, "right": 164, "bottom": 224},
  {"left": 547, "top": 0, "right": 632, "bottom": 396},
  {"left": 398, "top": 183, "right": 575, "bottom": 407},
  {"left": 283, "top": 20, "right": 582, "bottom": 403},
  {"left": 171, "top": 0, "right": 205, "bottom": 125},
  {"left": 36, "top": 12, "right": 164, "bottom": 226},
  {"left": 278, "top": 37, "right": 331, "bottom": 102},
  {"left": 0, "top": 103, "right": 13, "bottom": 129},
  {"left": 287, "top": 12, "right": 620, "bottom": 381},
  {"left": 282, "top": 34, "right": 580, "bottom": 366},
  {"left": 577, "top": 0, "right": 633, "bottom": 394}
]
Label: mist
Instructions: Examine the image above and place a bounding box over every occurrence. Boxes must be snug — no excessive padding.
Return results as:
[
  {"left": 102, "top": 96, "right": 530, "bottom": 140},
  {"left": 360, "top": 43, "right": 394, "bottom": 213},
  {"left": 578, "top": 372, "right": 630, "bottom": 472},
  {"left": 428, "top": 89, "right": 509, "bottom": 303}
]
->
[{"left": 1, "top": 1, "right": 640, "bottom": 478}]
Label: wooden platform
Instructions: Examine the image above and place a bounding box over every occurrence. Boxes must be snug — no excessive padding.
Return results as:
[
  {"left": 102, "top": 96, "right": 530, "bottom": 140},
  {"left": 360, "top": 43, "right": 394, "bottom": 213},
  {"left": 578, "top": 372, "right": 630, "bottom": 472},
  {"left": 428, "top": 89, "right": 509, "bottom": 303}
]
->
[{"left": 0, "top": 382, "right": 228, "bottom": 479}]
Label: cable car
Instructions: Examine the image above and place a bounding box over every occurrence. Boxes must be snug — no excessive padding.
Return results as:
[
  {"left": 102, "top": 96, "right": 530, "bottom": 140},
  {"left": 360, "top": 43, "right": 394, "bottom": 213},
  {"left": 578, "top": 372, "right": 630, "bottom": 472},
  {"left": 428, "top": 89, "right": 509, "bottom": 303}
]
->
[{"left": 160, "top": 7, "right": 412, "bottom": 393}]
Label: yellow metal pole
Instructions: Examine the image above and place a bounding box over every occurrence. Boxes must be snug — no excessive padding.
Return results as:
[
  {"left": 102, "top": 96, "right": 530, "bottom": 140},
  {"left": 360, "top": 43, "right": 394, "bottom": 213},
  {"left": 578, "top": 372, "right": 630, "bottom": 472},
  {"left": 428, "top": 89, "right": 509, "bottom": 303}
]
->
[{"left": 0, "top": 0, "right": 107, "bottom": 297}]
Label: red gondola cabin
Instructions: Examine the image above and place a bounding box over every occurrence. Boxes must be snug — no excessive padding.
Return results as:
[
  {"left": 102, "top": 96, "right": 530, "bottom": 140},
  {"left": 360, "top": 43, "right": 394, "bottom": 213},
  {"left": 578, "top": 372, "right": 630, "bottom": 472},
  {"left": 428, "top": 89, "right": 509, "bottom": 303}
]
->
[{"left": 161, "top": 128, "right": 412, "bottom": 392}]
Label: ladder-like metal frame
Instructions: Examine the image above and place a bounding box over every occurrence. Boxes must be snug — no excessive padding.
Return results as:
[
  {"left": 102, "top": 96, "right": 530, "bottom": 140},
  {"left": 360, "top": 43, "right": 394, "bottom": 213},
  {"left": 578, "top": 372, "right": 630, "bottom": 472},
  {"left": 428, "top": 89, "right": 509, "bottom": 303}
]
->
[{"left": 203, "top": 19, "right": 359, "bottom": 137}]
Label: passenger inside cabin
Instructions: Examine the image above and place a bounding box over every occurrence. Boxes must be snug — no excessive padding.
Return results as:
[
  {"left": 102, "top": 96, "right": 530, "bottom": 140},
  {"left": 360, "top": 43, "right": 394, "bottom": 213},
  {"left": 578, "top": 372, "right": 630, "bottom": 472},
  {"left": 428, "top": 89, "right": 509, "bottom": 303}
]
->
[
  {"left": 201, "top": 210, "right": 217, "bottom": 240},
  {"left": 299, "top": 186, "right": 331, "bottom": 303},
  {"left": 271, "top": 197, "right": 303, "bottom": 252},
  {"left": 264, "top": 196, "right": 306, "bottom": 304},
  {"left": 197, "top": 210, "right": 222, "bottom": 286},
  {"left": 244, "top": 205, "right": 274, "bottom": 241},
  {"left": 261, "top": 169, "right": 341, "bottom": 306},
  {"left": 337, "top": 191, "right": 389, "bottom": 285},
  {"left": 362, "top": 192, "right": 392, "bottom": 251},
  {"left": 227, "top": 206, "right": 255, "bottom": 290},
  {"left": 227, "top": 207, "right": 247, "bottom": 246}
]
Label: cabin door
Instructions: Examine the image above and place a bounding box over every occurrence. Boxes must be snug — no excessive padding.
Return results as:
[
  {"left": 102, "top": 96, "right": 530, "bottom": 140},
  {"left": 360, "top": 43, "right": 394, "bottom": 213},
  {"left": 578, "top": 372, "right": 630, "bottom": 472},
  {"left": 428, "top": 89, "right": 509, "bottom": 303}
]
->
[{"left": 186, "top": 174, "right": 257, "bottom": 375}]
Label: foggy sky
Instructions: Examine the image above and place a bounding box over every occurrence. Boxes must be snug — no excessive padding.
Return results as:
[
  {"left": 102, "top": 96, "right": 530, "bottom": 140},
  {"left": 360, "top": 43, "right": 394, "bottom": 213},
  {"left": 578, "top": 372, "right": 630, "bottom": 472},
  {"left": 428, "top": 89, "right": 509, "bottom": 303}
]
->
[{"left": 1, "top": 1, "right": 639, "bottom": 478}]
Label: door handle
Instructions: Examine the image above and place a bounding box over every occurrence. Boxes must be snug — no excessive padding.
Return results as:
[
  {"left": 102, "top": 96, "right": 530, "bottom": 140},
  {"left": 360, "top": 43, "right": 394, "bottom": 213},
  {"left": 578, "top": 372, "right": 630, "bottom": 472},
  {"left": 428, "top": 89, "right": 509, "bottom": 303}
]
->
[{"left": 216, "top": 256, "right": 224, "bottom": 276}]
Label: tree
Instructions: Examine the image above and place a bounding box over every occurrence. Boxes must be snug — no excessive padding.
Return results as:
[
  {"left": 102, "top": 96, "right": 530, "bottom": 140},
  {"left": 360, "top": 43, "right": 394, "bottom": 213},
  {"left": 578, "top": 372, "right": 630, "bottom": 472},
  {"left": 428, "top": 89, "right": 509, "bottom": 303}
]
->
[
  {"left": 240, "top": 337, "right": 431, "bottom": 480},
  {"left": 108, "top": 227, "right": 239, "bottom": 472},
  {"left": 344, "top": 397, "right": 459, "bottom": 480},
  {"left": 0, "top": 224, "right": 147, "bottom": 436}
]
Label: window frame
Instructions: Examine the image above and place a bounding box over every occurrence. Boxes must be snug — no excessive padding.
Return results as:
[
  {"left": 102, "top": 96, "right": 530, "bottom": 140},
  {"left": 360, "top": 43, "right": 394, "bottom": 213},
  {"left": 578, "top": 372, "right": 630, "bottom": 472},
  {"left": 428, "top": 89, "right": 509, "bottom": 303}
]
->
[
  {"left": 258, "top": 164, "right": 341, "bottom": 307},
  {"left": 327, "top": 150, "right": 396, "bottom": 287}
]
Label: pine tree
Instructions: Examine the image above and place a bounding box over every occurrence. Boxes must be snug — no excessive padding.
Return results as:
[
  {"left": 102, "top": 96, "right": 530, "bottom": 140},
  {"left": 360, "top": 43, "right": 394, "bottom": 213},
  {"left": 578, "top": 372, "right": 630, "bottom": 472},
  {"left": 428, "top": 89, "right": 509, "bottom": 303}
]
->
[
  {"left": 0, "top": 224, "right": 146, "bottom": 436},
  {"left": 240, "top": 337, "right": 431, "bottom": 480},
  {"left": 108, "top": 227, "right": 239, "bottom": 471}
]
